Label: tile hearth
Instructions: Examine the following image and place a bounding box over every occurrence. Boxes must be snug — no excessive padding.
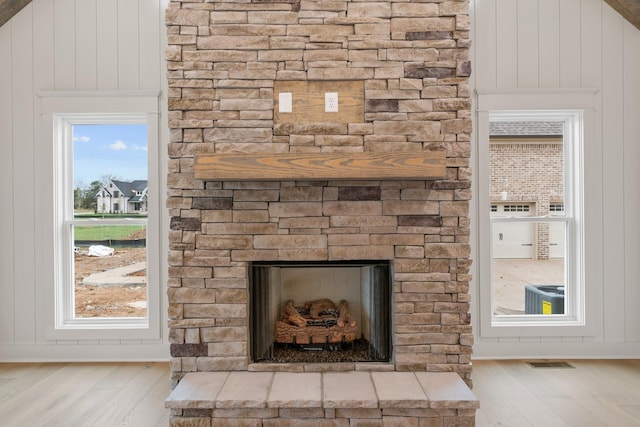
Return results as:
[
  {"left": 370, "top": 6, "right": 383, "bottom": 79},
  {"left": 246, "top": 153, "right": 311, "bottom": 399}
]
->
[{"left": 166, "top": 370, "right": 478, "bottom": 425}]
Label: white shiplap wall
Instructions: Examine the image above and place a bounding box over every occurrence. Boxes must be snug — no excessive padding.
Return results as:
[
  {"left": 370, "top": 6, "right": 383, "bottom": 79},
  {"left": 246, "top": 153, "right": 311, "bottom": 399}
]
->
[
  {"left": 1, "top": 0, "right": 638, "bottom": 361},
  {"left": 0, "top": 0, "right": 169, "bottom": 361},
  {"left": 472, "top": 0, "right": 640, "bottom": 357}
]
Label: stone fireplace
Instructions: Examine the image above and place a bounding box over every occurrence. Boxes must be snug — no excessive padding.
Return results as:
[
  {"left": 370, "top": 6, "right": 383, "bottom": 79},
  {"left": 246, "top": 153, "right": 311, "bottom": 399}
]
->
[{"left": 165, "top": 0, "right": 475, "bottom": 424}]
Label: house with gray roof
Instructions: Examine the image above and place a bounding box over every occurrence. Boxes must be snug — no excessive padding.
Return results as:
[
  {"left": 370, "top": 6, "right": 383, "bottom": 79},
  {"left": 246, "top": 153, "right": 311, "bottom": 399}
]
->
[{"left": 96, "top": 179, "right": 148, "bottom": 214}]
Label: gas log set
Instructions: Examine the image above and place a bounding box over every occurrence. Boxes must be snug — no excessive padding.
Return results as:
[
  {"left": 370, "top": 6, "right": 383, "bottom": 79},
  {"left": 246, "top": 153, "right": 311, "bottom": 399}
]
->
[{"left": 276, "top": 298, "right": 357, "bottom": 346}]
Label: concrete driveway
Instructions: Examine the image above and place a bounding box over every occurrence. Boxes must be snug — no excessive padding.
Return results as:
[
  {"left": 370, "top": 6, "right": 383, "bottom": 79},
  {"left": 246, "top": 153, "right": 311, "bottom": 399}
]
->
[
  {"left": 492, "top": 259, "right": 564, "bottom": 314},
  {"left": 82, "top": 261, "right": 147, "bottom": 286}
]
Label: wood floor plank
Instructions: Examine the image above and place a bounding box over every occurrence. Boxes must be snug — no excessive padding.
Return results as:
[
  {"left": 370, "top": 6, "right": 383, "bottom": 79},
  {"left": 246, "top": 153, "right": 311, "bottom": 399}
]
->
[
  {"left": 0, "top": 363, "right": 67, "bottom": 405},
  {"left": 620, "top": 405, "right": 640, "bottom": 419},
  {"left": 541, "top": 396, "right": 612, "bottom": 427},
  {"left": 44, "top": 364, "right": 161, "bottom": 426},
  {"left": 537, "top": 362, "right": 640, "bottom": 426},
  {"left": 44, "top": 387, "right": 120, "bottom": 427},
  {"left": 471, "top": 361, "right": 536, "bottom": 426},
  {"left": 473, "top": 360, "right": 640, "bottom": 427},
  {"left": 119, "top": 366, "right": 171, "bottom": 427},
  {"left": 78, "top": 362, "right": 169, "bottom": 427},
  {"left": 0, "top": 363, "right": 170, "bottom": 427},
  {"left": 93, "top": 361, "right": 155, "bottom": 389},
  {"left": 579, "top": 360, "right": 640, "bottom": 404},
  {"left": 473, "top": 360, "right": 571, "bottom": 426},
  {"left": 0, "top": 363, "right": 119, "bottom": 426},
  {"left": 498, "top": 359, "right": 569, "bottom": 399}
]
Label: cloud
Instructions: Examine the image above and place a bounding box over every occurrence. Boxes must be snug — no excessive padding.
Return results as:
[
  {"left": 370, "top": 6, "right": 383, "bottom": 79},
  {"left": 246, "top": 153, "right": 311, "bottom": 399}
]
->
[
  {"left": 73, "top": 135, "right": 91, "bottom": 143},
  {"left": 132, "top": 144, "right": 148, "bottom": 152},
  {"left": 109, "top": 140, "right": 127, "bottom": 151}
]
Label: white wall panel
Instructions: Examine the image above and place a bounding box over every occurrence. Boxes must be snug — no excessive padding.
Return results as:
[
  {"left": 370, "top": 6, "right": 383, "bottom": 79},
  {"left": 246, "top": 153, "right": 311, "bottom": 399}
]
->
[
  {"left": 601, "top": 5, "right": 626, "bottom": 342},
  {"left": 472, "top": 0, "right": 497, "bottom": 89},
  {"left": 0, "top": 23, "right": 15, "bottom": 345},
  {"left": 53, "top": 0, "right": 76, "bottom": 90},
  {"left": 33, "top": 0, "right": 55, "bottom": 90},
  {"left": 558, "top": 0, "right": 582, "bottom": 87},
  {"left": 516, "top": 0, "right": 539, "bottom": 87},
  {"left": 117, "top": 0, "right": 140, "bottom": 89},
  {"left": 139, "top": 0, "right": 161, "bottom": 91},
  {"left": 0, "top": 0, "right": 169, "bottom": 360},
  {"left": 623, "top": 22, "right": 640, "bottom": 342},
  {"left": 580, "top": 0, "right": 603, "bottom": 88},
  {"left": 96, "top": 0, "right": 119, "bottom": 90},
  {"left": 538, "top": 0, "right": 561, "bottom": 88},
  {"left": 579, "top": 0, "right": 605, "bottom": 346},
  {"left": 495, "top": 0, "right": 518, "bottom": 88},
  {"left": 472, "top": 0, "right": 640, "bottom": 357},
  {"left": 11, "top": 6, "right": 36, "bottom": 345},
  {"left": 33, "top": 0, "right": 57, "bottom": 343},
  {"left": 75, "top": 0, "right": 98, "bottom": 90}
]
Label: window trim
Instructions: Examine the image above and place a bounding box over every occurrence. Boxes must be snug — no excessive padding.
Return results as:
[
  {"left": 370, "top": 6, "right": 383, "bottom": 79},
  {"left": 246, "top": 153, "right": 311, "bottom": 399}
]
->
[
  {"left": 39, "top": 92, "right": 161, "bottom": 340},
  {"left": 475, "top": 89, "right": 598, "bottom": 338}
]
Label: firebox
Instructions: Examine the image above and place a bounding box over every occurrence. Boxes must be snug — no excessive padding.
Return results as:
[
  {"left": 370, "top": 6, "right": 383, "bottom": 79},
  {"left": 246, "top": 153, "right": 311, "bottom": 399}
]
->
[{"left": 250, "top": 260, "right": 391, "bottom": 364}]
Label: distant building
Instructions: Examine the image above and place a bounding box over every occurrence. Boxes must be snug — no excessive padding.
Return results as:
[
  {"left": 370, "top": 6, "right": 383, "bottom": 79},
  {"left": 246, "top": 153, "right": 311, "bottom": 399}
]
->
[
  {"left": 490, "top": 122, "right": 564, "bottom": 260},
  {"left": 96, "top": 179, "right": 148, "bottom": 214}
]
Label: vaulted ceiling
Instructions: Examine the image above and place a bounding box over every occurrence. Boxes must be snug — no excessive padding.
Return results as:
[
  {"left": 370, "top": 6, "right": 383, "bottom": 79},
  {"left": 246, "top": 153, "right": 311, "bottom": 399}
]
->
[
  {"left": 604, "top": 0, "right": 640, "bottom": 29},
  {"left": 0, "top": 0, "right": 30, "bottom": 29},
  {"left": 0, "top": 0, "right": 639, "bottom": 36}
]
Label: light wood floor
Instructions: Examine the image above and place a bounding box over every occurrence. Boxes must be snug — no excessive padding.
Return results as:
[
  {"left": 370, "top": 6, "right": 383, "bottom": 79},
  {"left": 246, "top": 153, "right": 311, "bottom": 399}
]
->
[
  {"left": 1, "top": 360, "right": 639, "bottom": 426},
  {"left": 0, "top": 362, "right": 170, "bottom": 427},
  {"left": 474, "top": 359, "right": 640, "bottom": 426}
]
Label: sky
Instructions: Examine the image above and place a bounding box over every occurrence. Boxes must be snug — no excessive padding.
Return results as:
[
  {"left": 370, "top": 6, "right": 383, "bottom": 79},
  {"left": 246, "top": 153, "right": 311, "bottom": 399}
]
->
[{"left": 73, "top": 123, "right": 148, "bottom": 187}]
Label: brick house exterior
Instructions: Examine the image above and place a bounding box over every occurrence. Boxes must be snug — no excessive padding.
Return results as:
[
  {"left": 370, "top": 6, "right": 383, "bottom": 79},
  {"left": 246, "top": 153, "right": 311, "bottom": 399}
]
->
[{"left": 490, "top": 122, "right": 564, "bottom": 260}]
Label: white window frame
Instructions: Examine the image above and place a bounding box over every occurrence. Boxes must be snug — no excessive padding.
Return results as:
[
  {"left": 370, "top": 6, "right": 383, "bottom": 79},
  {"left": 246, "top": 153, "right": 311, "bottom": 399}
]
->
[
  {"left": 39, "top": 92, "right": 161, "bottom": 340},
  {"left": 475, "top": 89, "right": 599, "bottom": 338}
]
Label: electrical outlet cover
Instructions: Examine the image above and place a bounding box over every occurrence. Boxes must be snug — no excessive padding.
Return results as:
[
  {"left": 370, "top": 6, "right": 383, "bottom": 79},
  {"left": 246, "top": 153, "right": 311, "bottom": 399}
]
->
[
  {"left": 279, "top": 92, "right": 292, "bottom": 113},
  {"left": 325, "top": 92, "right": 339, "bottom": 112}
]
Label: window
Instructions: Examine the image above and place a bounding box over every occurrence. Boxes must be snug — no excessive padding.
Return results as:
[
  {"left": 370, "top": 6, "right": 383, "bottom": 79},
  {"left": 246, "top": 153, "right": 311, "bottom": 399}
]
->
[
  {"left": 488, "top": 111, "right": 577, "bottom": 322},
  {"left": 549, "top": 203, "right": 564, "bottom": 212},
  {"left": 72, "top": 123, "right": 148, "bottom": 318},
  {"left": 475, "top": 90, "right": 597, "bottom": 337},
  {"left": 39, "top": 92, "right": 160, "bottom": 340}
]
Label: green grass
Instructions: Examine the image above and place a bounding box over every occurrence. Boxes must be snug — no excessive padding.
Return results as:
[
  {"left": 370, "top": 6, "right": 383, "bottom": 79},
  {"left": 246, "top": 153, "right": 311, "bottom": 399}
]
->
[{"left": 74, "top": 225, "right": 146, "bottom": 240}]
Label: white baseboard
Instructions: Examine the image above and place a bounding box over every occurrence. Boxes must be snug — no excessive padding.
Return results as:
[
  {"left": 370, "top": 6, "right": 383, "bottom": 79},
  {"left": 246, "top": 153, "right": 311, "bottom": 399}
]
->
[
  {"left": 0, "top": 343, "right": 170, "bottom": 362},
  {"left": 472, "top": 340, "right": 640, "bottom": 359}
]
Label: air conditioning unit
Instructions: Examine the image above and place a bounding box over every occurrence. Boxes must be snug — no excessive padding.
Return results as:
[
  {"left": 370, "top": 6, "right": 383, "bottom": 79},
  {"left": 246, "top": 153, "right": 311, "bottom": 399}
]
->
[{"left": 524, "top": 285, "right": 565, "bottom": 314}]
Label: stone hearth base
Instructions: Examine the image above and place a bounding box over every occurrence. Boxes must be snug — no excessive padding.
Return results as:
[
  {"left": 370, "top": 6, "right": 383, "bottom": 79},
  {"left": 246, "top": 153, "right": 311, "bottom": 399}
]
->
[{"left": 166, "top": 371, "right": 478, "bottom": 426}]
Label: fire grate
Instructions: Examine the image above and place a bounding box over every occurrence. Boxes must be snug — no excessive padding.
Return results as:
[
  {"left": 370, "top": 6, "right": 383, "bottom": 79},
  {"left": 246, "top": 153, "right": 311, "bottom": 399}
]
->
[{"left": 526, "top": 361, "right": 575, "bottom": 368}]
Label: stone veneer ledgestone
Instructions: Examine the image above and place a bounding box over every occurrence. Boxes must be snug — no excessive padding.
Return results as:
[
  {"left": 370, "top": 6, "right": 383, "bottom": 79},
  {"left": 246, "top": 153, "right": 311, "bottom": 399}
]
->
[{"left": 166, "top": 0, "right": 473, "bottom": 402}]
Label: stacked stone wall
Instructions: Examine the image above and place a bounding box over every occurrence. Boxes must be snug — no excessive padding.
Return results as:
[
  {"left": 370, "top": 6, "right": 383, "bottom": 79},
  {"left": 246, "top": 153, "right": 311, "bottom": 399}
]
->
[{"left": 166, "top": 0, "right": 473, "bottom": 389}]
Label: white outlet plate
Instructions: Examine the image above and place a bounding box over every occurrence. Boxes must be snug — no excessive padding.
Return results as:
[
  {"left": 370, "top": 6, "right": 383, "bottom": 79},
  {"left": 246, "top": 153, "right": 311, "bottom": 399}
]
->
[
  {"left": 325, "top": 92, "right": 339, "bottom": 112},
  {"left": 279, "top": 92, "right": 292, "bottom": 113}
]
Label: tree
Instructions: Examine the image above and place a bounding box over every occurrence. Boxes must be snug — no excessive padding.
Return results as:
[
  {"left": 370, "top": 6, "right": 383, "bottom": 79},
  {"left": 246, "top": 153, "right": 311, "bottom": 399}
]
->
[{"left": 82, "top": 180, "right": 103, "bottom": 210}]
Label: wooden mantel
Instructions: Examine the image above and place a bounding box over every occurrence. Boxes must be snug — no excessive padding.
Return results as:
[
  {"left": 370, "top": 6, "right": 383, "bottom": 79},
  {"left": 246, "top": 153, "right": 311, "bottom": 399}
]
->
[{"left": 194, "top": 151, "right": 446, "bottom": 181}]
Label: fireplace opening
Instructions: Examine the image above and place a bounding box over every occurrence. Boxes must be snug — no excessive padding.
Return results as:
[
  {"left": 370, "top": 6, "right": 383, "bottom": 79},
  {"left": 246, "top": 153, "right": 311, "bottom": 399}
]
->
[{"left": 250, "top": 260, "right": 392, "bottom": 364}]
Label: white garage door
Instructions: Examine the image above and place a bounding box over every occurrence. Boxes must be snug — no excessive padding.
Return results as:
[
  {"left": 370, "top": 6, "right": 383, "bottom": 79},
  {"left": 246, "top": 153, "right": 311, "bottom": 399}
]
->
[
  {"left": 491, "top": 204, "right": 534, "bottom": 259},
  {"left": 549, "top": 203, "right": 565, "bottom": 259}
]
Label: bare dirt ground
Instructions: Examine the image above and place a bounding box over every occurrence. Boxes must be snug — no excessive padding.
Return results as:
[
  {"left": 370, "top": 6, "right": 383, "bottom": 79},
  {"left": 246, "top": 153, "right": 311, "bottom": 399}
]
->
[
  {"left": 74, "top": 247, "right": 147, "bottom": 318},
  {"left": 493, "top": 259, "right": 564, "bottom": 314}
]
